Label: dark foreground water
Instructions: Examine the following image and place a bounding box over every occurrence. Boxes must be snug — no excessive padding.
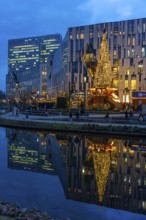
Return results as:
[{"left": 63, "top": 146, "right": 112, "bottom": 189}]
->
[{"left": 0, "top": 127, "right": 146, "bottom": 220}]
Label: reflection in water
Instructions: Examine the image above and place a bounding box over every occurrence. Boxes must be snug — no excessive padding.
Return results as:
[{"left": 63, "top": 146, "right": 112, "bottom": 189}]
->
[
  {"left": 6, "top": 129, "right": 146, "bottom": 216},
  {"left": 87, "top": 138, "right": 114, "bottom": 203},
  {"left": 56, "top": 134, "right": 146, "bottom": 215},
  {"left": 7, "top": 129, "right": 55, "bottom": 174}
]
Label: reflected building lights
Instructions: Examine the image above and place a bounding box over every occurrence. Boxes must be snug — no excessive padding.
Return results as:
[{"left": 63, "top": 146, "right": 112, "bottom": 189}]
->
[
  {"left": 5, "top": 129, "right": 146, "bottom": 215},
  {"left": 7, "top": 129, "right": 55, "bottom": 174}
]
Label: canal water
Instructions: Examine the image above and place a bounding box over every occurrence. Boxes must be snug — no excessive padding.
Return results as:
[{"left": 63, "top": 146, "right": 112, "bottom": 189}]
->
[{"left": 0, "top": 127, "right": 146, "bottom": 220}]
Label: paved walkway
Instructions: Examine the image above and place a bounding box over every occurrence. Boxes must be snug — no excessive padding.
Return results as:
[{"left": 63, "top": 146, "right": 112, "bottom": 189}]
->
[{"left": 1, "top": 111, "right": 146, "bottom": 128}]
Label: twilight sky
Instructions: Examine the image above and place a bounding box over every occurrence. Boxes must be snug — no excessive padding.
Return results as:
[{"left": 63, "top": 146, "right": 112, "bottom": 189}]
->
[{"left": 1, "top": 0, "right": 146, "bottom": 91}]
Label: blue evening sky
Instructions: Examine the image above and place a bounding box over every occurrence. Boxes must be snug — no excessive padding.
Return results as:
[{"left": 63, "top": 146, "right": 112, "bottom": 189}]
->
[{"left": 1, "top": 0, "right": 146, "bottom": 91}]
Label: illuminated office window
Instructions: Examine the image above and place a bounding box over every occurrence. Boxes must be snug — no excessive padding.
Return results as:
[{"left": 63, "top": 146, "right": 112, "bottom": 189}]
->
[
  {"left": 89, "top": 32, "right": 93, "bottom": 38},
  {"left": 124, "top": 157, "right": 128, "bottom": 163},
  {"left": 129, "top": 187, "right": 131, "bottom": 195},
  {"left": 136, "top": 161, "right": 140, "bottom": 168},
  {"left": 142, "top": 201, "right": 146, "bottom": 210},
  {"left": 125, "top": 80, "right": 128, "bottom": 88},
  {"left": 138, "top": 61, "right": 143, "bottom": 74},
  {"left": 132, "top": 36, "right": 136, "bottom": 46},
  {"left": 126, "top": 68, "right": 130, "bottom": 75},
  {"left": 123, "top": 175, "right": 127, "bottom": 182},
  {"left": 132, "top": 49, "right": 135, "bottom": 57},
  {"left": 113, "top": 79, "right": 118, "bottom": 87},
  {"left": 128, "top": 36, "right": 131, "bottom": 46},
  {"left": 131, "top": 79, "right": 136, "bottom": 90},
  {"left": 113, "top": 67, "right": 118, "bottom": 74},
  {"left": 80, "top": 33, "right": 84, "bottom": 39},
  {"left": 124, "top": 95, "right": 129, "bottom": 103},
  {"left": 42, "top": 72, "right": 47, "bottom": 75},
  {"left": 142, "top": 47, "right": 146, "bottom": 57},
  {"left": 114, "top": 49, "right": 117, "bottom": 56}
]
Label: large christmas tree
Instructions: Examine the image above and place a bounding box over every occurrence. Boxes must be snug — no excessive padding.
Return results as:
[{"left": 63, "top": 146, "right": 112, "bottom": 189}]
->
[{"left": 94, "top": 32, "right": 113, "bottom": 88}]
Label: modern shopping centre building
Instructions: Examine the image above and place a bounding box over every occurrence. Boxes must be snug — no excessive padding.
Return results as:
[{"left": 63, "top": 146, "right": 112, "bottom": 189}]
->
[{"left": 6, "top": 18, "right": 146, "bottom": 105}]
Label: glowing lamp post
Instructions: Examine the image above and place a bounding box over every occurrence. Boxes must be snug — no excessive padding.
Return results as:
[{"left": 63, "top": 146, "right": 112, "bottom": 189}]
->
[{"left": 84, "top": 76, "right": 87, "bottom": 115}]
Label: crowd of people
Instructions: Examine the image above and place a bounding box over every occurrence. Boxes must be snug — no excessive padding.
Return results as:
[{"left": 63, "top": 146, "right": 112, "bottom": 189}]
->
[{"left": 10, "top": 101, "right": 146, "bottom": 122}]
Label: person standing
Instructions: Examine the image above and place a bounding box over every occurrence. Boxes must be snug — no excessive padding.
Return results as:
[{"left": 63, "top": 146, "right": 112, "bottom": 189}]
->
[
  {"left": 69, "top": 111, "right": 72, "bottom": 121},
  {"left": 105, "top": 110, "right": 109, "bottom": 119},
  {"left": 125, "top": 109, "right": 128, "bottom": 119},
  {"left": 129, "top": 108, "right": 133, "bottom": 120}
]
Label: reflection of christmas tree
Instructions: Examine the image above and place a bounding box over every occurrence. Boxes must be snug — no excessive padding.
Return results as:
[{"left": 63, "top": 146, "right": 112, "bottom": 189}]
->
[
  {"left": 94, "top": 32, "right": 113, "bottom": 88},
  {"left": 92, "top": 151, "right": 110, "bottom": 203}
]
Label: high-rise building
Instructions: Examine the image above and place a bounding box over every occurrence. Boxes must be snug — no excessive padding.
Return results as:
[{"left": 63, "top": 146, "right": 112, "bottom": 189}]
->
[
  {"left": 6, "top": 34, "right": 62, "bottom": 99},
  {"left": 47, "top": 44, "right": 65, "bottom": 100}
]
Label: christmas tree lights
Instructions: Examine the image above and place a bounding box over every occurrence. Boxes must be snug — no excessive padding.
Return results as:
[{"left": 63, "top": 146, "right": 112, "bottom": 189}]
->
[{"left": 94, "top": 33, "right": 113, "bottom": 88}]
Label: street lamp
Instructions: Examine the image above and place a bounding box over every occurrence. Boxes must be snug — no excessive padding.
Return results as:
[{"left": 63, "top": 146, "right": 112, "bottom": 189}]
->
[
  {"left": 68, "top": 81, "right": 71, "bottom": 109},
  {"left": 84, "top": 76, "right": 87, "bottom": 116}
]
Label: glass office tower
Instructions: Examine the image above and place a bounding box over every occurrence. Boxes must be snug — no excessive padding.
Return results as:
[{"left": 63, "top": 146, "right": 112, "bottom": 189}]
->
[{"left": 6, "top": 34, "right": 62, "bottom": 99}]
